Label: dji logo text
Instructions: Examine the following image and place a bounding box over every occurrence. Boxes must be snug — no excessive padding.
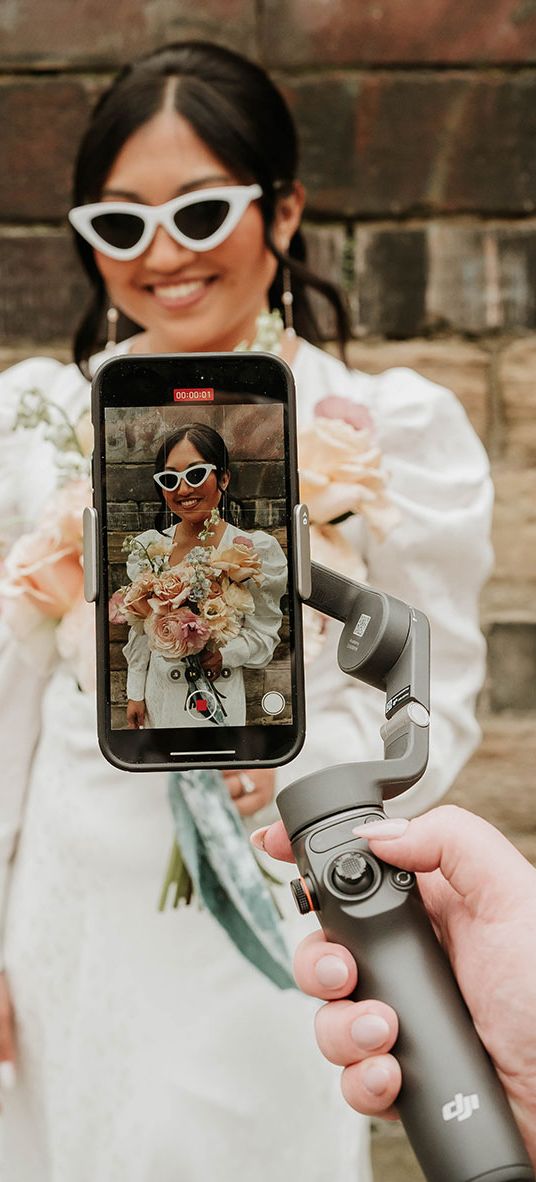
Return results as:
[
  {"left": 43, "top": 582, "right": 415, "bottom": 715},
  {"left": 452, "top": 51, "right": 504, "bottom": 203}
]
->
[{"left": 442, "top": 1092, "right": 480, "bottom": 1123}]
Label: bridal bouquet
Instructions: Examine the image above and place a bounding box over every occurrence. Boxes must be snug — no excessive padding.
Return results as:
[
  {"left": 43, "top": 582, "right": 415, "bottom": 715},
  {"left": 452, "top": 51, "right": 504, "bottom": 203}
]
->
[
  {"left": 299, "top": 394, "right": 400, "bottom": 661},
  {"left": 110, "top": 529, "right": 264, "bottom": 722},
  {"left": 0, "top": 385, "right": 95, "bottom": 685}
]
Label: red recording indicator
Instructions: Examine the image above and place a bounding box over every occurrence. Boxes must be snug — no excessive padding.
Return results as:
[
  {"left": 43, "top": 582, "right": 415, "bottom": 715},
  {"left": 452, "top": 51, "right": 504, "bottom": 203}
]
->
[{"left": 173, "top": 388, "right": 215, "bottom": 402}]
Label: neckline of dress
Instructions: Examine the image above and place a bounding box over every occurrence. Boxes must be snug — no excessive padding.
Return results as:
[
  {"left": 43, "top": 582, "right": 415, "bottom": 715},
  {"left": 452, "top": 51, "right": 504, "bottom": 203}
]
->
[
  {"left": 162, "top": 520, "right": 234, "bottom": 551},
  {"left": 95, "top": 334, "right": 306, "bottom": 371}
]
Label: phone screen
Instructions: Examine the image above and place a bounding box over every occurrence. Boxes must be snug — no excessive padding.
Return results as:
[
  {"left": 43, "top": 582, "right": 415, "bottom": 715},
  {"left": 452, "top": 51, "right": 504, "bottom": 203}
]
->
[{"left": 90, "top": 353, "right": 305, "bottom": 771}]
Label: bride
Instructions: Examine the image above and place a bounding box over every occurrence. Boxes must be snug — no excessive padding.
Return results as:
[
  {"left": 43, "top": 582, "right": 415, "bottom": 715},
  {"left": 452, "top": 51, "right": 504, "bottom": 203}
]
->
[{"left": 0, "top": 39, "right": 492, "bottom": 1182}]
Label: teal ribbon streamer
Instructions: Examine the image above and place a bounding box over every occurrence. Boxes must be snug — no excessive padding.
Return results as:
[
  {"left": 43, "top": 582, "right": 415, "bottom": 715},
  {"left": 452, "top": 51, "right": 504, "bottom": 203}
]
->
[{"left": 167, "top": 770, "right": 295, "bottom": 991}]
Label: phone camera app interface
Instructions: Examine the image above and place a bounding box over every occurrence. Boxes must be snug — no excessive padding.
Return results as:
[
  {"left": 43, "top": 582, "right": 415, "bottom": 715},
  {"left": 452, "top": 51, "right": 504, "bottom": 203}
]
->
[{"left": 105, "top": 393, "right": 293, "bottom": 734}]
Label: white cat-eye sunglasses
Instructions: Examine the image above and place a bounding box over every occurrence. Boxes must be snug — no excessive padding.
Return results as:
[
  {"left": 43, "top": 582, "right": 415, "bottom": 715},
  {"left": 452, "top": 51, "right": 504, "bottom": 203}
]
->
[
  {"left": 153, "top": 463, "right": 217, "bottom": 492},
  {"left": 68, "top": 184, "right": 263, "bottom": 261}
]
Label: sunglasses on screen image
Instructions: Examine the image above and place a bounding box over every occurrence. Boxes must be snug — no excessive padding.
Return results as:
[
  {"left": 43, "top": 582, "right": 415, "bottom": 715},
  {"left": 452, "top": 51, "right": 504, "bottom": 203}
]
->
[
  {"left": 68, "top": 185, "right": 263, "bottom": 261},
  {"left": 153, "top": 463, "right": 217, "bottom": 492}
]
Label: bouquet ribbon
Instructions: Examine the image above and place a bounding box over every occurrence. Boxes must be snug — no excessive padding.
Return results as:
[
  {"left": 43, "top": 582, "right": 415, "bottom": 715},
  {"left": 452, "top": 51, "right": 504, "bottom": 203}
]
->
[{"left": 166, "top": 770, "right": 295, "bottom": 991}]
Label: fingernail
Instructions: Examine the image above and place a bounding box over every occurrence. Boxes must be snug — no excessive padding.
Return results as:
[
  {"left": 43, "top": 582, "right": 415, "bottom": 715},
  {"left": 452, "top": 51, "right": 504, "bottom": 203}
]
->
[
  {"left": 315, "top": 955, "right": 349, "bottom": 989},
  {"left": 363, "top": 1063, "right": 391, "bottom": 1096},
  {"left": 250, "top": 827, "right": 268, "bottom": 851},
  {"left": 0, "top": 1061, "right": 16, "bottom": 1090},
  {"left": 352, "top": 818, "right": 409, "bottom": 840},
  {"left": 351, "top": 1013, "right": 390, "bottom": 1051}
]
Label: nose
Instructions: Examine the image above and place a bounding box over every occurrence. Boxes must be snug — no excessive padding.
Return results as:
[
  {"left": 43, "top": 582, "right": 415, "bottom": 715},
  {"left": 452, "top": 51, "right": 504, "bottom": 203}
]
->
[{"left": 142, "top": 223, "right": 193, "bottom": 269}]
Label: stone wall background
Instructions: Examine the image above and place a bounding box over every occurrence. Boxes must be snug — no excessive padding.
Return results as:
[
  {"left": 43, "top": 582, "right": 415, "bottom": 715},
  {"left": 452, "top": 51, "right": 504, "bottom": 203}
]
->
[{"left": 2, "top": 2, "right": 536, "bottom": 1175}]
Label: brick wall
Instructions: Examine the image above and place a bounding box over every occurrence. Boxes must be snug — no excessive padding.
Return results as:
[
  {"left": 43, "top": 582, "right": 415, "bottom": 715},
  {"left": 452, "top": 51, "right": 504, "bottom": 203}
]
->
[{"left": 2, "top": 4, "right": 536, "bottom": 1176}]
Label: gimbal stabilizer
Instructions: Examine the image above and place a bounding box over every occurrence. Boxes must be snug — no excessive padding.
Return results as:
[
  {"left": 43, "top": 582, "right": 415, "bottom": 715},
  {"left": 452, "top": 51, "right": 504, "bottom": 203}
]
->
[{"left": 277, "top": 561, "right": 534, "bottom": 1182}]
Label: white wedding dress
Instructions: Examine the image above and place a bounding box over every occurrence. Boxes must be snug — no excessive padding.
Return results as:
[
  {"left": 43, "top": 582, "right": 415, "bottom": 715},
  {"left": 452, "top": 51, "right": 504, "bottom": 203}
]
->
[{"left": 0, "top": 339, "right": 493, "bottom": 1182}]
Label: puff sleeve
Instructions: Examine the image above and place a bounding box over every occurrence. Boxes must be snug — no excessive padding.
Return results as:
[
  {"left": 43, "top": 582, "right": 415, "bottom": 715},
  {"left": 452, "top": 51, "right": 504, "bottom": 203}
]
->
[
  {"left": 220, "top": 531, "right": 287, "bottom": 670},
  {"left": 278, "top": 358, "right": 493, "bottom": 819},
  {"left": 122, "top": 530, "right": 160, "bottom": 701}
]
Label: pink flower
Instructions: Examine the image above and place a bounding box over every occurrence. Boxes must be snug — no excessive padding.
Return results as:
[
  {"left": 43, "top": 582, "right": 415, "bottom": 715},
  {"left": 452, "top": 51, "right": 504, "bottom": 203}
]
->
[
  {"left": 145, "top": 607, "right": 211, "bottom": 659},
  {"left": 108, "top": 588, "right": 128, "bottom": 624},
  {"left": 1, "top": 528, "right": 84, "bottom": 621},
  {"left": 314, "top": 395, "right": 373, "bottom": 433}
]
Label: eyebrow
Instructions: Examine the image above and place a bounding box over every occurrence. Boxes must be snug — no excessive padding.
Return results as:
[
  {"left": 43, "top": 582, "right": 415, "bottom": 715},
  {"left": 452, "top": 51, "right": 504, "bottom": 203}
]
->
[{"left": 100, "top": 174, "right": 232, "bottom": 201}]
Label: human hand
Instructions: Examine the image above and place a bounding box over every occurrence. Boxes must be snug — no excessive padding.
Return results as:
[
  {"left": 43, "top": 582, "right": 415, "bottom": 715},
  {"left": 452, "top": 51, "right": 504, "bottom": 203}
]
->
[
  {"left": 199, "top": 648, "right": 223, "bottom": 679},
  {"left": 252, "top": 806, "right": 536, "bottom": 1163},
  {"left": 223, "top": 768, "right": 276, "bottom": 817},
  {"left": 0, "top": 973, "right": 16, "bottom": 1097},
  {"left": 126, "top": 699, "right": 145, "bottom": 728}
]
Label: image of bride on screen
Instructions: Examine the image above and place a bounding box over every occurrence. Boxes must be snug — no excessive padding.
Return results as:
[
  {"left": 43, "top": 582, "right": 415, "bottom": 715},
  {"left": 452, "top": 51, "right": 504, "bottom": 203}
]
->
[{"left": 117, "top": 422, "right": 288, "bottom": 729}]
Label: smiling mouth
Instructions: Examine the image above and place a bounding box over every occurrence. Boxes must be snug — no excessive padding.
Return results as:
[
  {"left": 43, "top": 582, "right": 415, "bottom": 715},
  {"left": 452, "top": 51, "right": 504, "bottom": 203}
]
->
[
  {"left": 175, "top": 496, "right": 203, "bottom": 510},
  {"left": 149, "top": 278, "right": 216, "bottom": 302}
]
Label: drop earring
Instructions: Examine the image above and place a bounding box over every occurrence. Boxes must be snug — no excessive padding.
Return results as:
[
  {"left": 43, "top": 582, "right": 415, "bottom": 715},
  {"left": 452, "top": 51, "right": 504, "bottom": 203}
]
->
[
  {"left": 106, "top": 306, "right": 119, "bottom": 350},
  {"left": 282, "top": 265, "right": 295, "bottom": 339}
]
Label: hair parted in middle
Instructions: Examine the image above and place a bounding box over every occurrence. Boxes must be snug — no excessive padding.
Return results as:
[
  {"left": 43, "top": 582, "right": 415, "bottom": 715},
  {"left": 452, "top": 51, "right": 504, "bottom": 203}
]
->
[
  {"left": 153, "top": 422, "right": 231, "bottom": 531},
  {"left": 71, "top": 40, "right": 350, "bottom": 370}
]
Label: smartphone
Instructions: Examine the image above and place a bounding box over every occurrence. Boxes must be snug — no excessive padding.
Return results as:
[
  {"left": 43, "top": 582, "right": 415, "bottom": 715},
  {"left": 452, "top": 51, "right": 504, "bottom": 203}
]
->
[{"left": 85, "top": 352, "right": 308, "bottom": 772}]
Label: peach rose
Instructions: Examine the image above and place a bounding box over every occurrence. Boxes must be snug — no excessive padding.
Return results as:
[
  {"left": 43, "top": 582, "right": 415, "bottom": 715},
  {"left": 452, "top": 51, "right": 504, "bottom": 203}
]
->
[
  {"left": 122, "top": 572, "right": 158, "bottom": 624},
  {"left": 299, "top": 416, "right": 399, "bottom": 538},
  {"left": 147, "top": 570, "right": 191, "bottom": 615},
  {"left": 40, "top": 479, "right": 89, "bottom": 550},
  {"left": 210, "top": 541, "right": 263, "bottom": 585},
  {"left": 145, "top": 607, "right": 210, "bottom": 658},
  {"left": 199, "top": 596, "right": 242, "bottom": 645},
  {"left": 1, "top": 528, "right": 85, "bottom": 620},
  {"left": 222, "top": 581, "right": 255, "bottom": 616},
  {"left": 145, "top": 538, "right": 173, "bottom": 562}
]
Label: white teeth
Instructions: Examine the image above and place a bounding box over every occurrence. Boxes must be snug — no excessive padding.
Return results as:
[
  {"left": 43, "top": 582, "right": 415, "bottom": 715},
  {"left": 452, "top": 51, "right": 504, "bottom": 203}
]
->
[{"left": 154, "top": 280, "right": 205, "bottom": 299}]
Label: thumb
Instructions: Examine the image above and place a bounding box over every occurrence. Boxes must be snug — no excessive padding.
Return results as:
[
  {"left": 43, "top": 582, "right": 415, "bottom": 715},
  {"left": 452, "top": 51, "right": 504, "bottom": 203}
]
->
[{"left": 353, "top": 805, "right": 535, "bottom": 914}]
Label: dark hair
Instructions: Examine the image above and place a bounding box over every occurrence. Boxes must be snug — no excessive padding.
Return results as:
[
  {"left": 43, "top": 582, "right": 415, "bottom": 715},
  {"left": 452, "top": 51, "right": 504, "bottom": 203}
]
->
[
  {"left": 71, "top": 40, "right": 350, "bottom": 370},
  {"left": 153, "top": 422, "right": 231, "bottom": 531}
]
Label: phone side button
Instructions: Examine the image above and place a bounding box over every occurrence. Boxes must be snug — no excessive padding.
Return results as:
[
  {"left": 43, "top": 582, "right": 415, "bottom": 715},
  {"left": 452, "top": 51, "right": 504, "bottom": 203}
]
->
[
  {"left": 83, "top": 507, "right": 99, "bottom": 603},
  {"left": 294, "top": 502, "right": 311, "bottom": 601}
]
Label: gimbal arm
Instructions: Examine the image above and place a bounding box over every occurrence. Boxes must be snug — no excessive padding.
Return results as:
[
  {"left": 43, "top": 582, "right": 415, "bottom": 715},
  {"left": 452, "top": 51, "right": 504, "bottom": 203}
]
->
[{"left": 278, "top": 562, "right": 431, "bottom": 836}]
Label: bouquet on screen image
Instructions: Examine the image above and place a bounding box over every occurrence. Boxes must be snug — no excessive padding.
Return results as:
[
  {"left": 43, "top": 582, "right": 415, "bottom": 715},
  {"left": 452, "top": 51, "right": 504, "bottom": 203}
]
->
[{"left": 109, "top": 526, "right": 264, "bottom": 724}]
